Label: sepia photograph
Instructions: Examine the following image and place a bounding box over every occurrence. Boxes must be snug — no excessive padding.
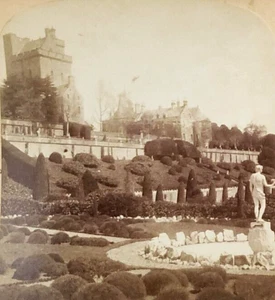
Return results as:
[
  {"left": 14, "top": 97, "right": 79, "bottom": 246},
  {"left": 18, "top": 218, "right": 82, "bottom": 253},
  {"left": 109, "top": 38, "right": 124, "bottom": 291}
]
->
[{"left": 1, "top": 0, "right": 275, "bottom": 299}]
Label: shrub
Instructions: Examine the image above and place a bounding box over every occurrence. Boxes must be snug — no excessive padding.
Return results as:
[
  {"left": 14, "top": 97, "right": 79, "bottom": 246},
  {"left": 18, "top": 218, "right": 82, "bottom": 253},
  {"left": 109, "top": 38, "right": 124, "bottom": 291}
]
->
[
  {"left": 177, "top": 182, "right": 185, "bottom": 205},
  {"left": 125, "top": 162, "right": 150, "bottom": 176},
  {"left": 45, "top": 262, "right": 68, "bottom": 277},
  {"left": 73, "top": 153, "right": 100, "bottom": 168},
  {"left": 174, "top": 139, "right": 201, "bottom": 160},
  {"left": 6, "top": 231, "right": 25, "bottom": 243},
  {"left": 97, "top": 175, "right": 119, "bottom": 187},
  {"left": 51, "top": 232, "right": 70, "bottom": 244},
  {"left": 82, "top": 170, "right": 99, "bottom": 196},
  {"left": 48, "top": 253, "right": 65, "bottom": 263},
  {"left": 67, "top": 257, "right": 94, "bottom": 282},
  {"left": 72, "top": 282, "right": 128, "bottom": 300},
  {"left": 11, "top": 257, "right": 25, "bottom": 269},
  {"left": 33, "top": 153, "right": 49, "bottom": 200},
  {"left": 217, "top": 162, "right": 232, "bottom": 171},
  {"left": 0, "top": 225, "right": 8, "bottom": 236},
  {"left": 0, "top": 285, "right": 26, "bottom": 300},
  {"left": 83, "top": 223, "right": 99, "bottom": 234},
  {"left": 169, "top": 270, "right": 189, "bottom": 287},
  {"left": 2, "top": 158, "right": 8, "bottom": 186},
  {"left": 175, "top": 164, "right": 183, "bottom": 173},
  {"left": 63, "top": 221, "right": 83, "bottom": 232},
  {"left": 222, "top": 182, "right": 228, "bottom": 203},
  {"left": 142, "top": 172, "right": 153, "bottom": 200},
  {"left": 0, "top": 256, "right": 7, "bottom": 274},
  {"left": 102, "top": 155, "right": 115, "bottom": 163},
  {"left": 80, "top": 125, "right": 92, "bottom": 140},
  {"left": 186, "top": 169, "right": 198, "bottom": 200},
  {"left": 13, "top": 260, "right": 40, "bottom": 280},
  {"left": 27, "top": 231, "right": 48, "bottom": 244},
  {"left": 237, "top": 179, "right": 245, "bottom": 218},
  {"left": 145, "top": 139, "right": 177, "bottom": 159},
  {"left": 201, "top": 157, "right": 214, "bottom": 167},
  {"left": 156, "top": 184, "right": 164, "bottom": 202},
  {"left": 10, "top": 216, "right": 26, "bottom": 225},
  {"left": 99, "top": 221, "right": 129, "bottom": 238},
  {"left": 70, "top": 236, "right": 109, "bottom": 247},
  {"left": 179, "top": 157, "right": 196, "bottom": 166},
  {"left": 178, "top": 175, "right": 187, "bottom": 183},
  {"left": 155, "top": 285, "right": 189, "bottom": 300},
  {"left": 104, "top": 271, "right": 146, "bottom": 299},
  {"left": 25, "top": 215, "right": 40, "bottom": 226},
  {"left": 49, "top": 152, "right": 63, "bottom": 164},
  {"left": 63, "top": 161, "right": 86, "bottom": 176},
  {"left": 52, "top": 274, "right": 87, "bottom": 300},
  {"left": 200, "top": 266, "right": 227, "bottom": 283},
  {"left": 245, "top": 181, "right": 253, "bottom": 204},
  {"left": 132, "top": 155, "right": 152, "bottom": 162},
  {"left": 168, "top": 166, "right": 177, "bottom": 175},
  {"left": 108, "top": 164, "right": 116, "bottom": 170},
  {"left": 263, "top": 166, "right": 275, "bottom": 175},
  {"left": 34, "top": 229, "right": 49, "bottom": 238},
  {"left": 56, "top": 176, "right": 79, "bottom": 196},
  {"left": 17, "top": 285, "right": 64, "bottom": 300},
  {"left": 40, "top": 220, "right": 56, "bottom": 229},
  {"left": 161, "top": 156, "right": 173, "bottom": 166},
  {"left": 129, "top": 230, "right": 155, "bottom": 239},
  {"left": 88, "top": 257, "right": 127, "bottom": 278},
  {"left": 241, "top": 160, "right": 256, "bottom": 173},
  {"left": 208, "top": 182, "right": 216, "bottom": 204},
  {"left": 142, "top": 270, "right": 181, "bottom": 295},
  {"left": 196, "top": 287, "right": 237, "bottom": 300},
  {"left": 6, "top": 224, "right": 17, "bottom": 232},
  {"left": 194, "top": 272, "right": 225, "bottom": 290}
]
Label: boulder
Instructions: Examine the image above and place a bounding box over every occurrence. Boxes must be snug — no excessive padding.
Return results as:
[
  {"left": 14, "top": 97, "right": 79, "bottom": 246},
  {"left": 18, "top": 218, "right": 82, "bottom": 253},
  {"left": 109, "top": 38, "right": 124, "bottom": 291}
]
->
[
  {"left": 198, "top": 232, "right": 206, "bottom": 244},
  {"left": 190, "top": 231, "right": 199, "bottom": 244},
  {"left": 248, "top": 227, "right": 275, "bottom": 253},
  {"left": 158, "top": 233, "right": 171, "bottom": 247},
  {"left": 223, "top": 229, "right": 235, "bottom": 242},
  {"left": 175, "top": 232, "right": 186, "bottom": 246},
  {"left": 236, "top": 233, "right": 248, "bottom": 242},
  {"left": 185, "top": 236, "right": 192, "bottom": 245},
  {"left": 180, "top": 251, "right": 196, "bottom": 263},
  {"left": 216, "top": 232, "right": 224, "bottom": 242},
  {"left": 205, "top": 230, "right": 216, "bottom": 243}
]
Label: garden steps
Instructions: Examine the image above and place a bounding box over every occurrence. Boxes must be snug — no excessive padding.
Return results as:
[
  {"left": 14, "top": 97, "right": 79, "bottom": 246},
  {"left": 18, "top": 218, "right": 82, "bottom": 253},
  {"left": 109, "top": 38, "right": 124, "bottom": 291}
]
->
[{"left": 14, "top": 226, "right": 129, "bottom": 243}]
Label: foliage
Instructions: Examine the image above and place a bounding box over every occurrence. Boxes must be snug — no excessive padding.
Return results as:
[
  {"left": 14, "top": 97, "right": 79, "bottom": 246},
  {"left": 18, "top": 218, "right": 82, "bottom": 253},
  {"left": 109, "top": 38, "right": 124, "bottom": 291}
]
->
[
  {"left": 63, "top": 161, "right": 86, "bottom": 176},
  {"left": 99, "top": 221, "right": 129, "bottom": 238},
  {"left": 144, "top": 138, "right": 177, "bottom": 159},
  {"left": 222, "top": 181, "right": 228, "bottom": 203},
  {"left": 169, "top": 270, "right": 189, "bottom": 287},
  {"left": 6, "top": 231, "right": 25, "bottom": 243},
  {"left": 80, "top": 125, "right": 92, "bottom": 140},
  {"left": 241, "top": 160, "right": 256, "bottom": 173},
  {"left": 194, "top": 272, "right": 225, "bottom": 290},
  {"left": 245, "top": 181, "right": 253, "bottom": 204},
  {"left": 177, "top": 182, "right": 185, "bottom": 205},
  {"left": 196, "top": 287, "right": 238, "bottom": 300},
  {"left": 186, "top": 169, "right": 199, "bottom": 200},
  {"left": 13, "top": 260, "right": 40, "bottom": 280},
  {"left": 67, "top": 257, "right": 94, "bottom": 282},
  {"left": 108, "top": 164, "right": 116, "bottom": 170},
  {"left": 237, "top": 179, "right": 245, "bottom": 218},
  {"left": 97, "top": 174, "right": 119, "bottom": 187},
  {"left": 104, "top": 271, "right": 146, "bottom": 299},
  {"left": 49, "top": 152, "right": 63, "bottom": 164},
  {"left": 142, "top": 172, "right": 153, "bottom": 200},
  {"left": 82, "top": 170, "right": 99, "bottom": 196},
  {"left": 2, "top": 158, "right": 8, "bottom": 186},
  {"left": 175, "top": 140, "right": 201, "bottom": 160},
  {"left": 0, "top": 256, "right": 7, "bottom": 275},
  {"left": 125, "top": 162, "right": 150, "bottom": 176},
  {"left": 132, "top": 155, "right": 152, "bottom": 163},
  {"left": 56, "top": 176, "right": 79, "bottom": 196},
  {"left": 101, "top": 155, "right": 115, "bottom": 163},
  {"left": 217, "top": 162, "right": 232, "bottom": 171},
  {"left": 71, "top": 283, "right": 128, "bottom": 300},
  {"left": 142, "top": 270, "right": 181, "bottom": 296},
  {"left": 73, "top": 153, "right": 100, "bottom": 168},
  {"left": 51, "top": 232, "right": 70, "bottom": 244},
  {"left": 33, "top": 153, "right": 49, "bottom": 200},
  {"left": 17, "top": 284, "right": 64, "bottom": 300},
  {"left": 208, "top": 182, "right": 216, "bottom": 204},
  {"left": 124, "top": 170, "right": 135, "bottom": 194},
  {"left": 168, "top": 166, "right": 177, "bottom": 175},
  {"left": 51, "top": 274, "right": 88, "bottom": 300},
  {"left": 83, "top": 223, "right": 99, "bottom": 234},
  {"left": 70, "top": 236, "right": 109, "bottom": 247},
  {"left": 155, "top": 285, "right": 189, "bottom": 300},
  {"left": 161, "top": 156, "right": 173, "bottom": 166},
  {"left": 27, "top": 231, "right": 48, "bottom": 244},
  {"left": 48, "top": 253, "right": 65, "bottom": 264},
  {"left": 263, "top": 166, "right": 275, "bottom": 175},
  {"left": 156, "top": 184, "right": 164, "bottom": 201}
]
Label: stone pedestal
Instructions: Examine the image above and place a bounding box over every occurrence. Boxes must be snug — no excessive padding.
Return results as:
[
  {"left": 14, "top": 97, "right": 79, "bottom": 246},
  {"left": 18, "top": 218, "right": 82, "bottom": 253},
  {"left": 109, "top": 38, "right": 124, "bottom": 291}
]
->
[{"left": 248, "top": 222, "right": 274, "bottom": 253}]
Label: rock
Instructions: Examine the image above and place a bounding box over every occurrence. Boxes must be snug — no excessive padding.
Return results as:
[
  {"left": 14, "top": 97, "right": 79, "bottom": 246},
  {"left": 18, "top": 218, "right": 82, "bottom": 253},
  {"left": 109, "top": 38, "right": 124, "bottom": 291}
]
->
[
  {"left": 158, "top": 233, "right": 171, "bottom": 247},
  {"left": 171, "top": 239, "right": 180, "bottom": 247},
  {"left": 216, "top": 232, "right": 224, "bottom": 242},
  {"left": 198, "top": 232, "right": 206, "bottom": 244},
  {"left": 168, "top": 248, "right": 182, "bottom": 260},
  {"left": 248, "top": 227, "right": 275, "bottom": 253},
  {"left": 190, "top": 231, "right": 199, "bottom": 244},
  {"left": 234, "top": 255, "right": 252, "bottom": 266},
  {"left": 180, "top": 251, "right": 196, "bottom": 263},
  {"left": 185, "top": 236, "right": 193, "bottom": 245},
  {"left": 157, "top": 247, "right": 167, "bottom": 258},
  {"left": 175, "top": 232, "right": 186, "bottom": 246},
  {"left": 220, "top": 254, "right": 234, "bottom": 265},
  {"left": 205, "top": 230, "right": 216, "bottom": 243},
  {"left": 223, "top": 229, "right": 235, "bottom": 242},
  {"left": 144, "top": 245, "right": 150, "bottom": 254},
  {"left": 166, "top": 247, "right": 174, "bottom": 259},
  {"left": 236, "top": 233, "right": 247, "bottom": 242}
]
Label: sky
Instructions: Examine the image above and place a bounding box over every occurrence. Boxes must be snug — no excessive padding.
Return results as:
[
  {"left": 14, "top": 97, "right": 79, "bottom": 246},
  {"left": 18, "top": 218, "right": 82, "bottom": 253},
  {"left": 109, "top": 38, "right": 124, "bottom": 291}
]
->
[{"left": 1, "top": 0, "right": 275, "bottom": 132}]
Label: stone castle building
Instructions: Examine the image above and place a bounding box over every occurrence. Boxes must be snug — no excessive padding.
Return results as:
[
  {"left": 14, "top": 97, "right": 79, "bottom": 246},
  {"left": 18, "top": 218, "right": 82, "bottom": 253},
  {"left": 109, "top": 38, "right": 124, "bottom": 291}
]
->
[
  {"left": 103, "top": 94, "right": 212, "bottom": 146},
  {"left": 3, "top": 28, "right": 84, "bottom": 123}
]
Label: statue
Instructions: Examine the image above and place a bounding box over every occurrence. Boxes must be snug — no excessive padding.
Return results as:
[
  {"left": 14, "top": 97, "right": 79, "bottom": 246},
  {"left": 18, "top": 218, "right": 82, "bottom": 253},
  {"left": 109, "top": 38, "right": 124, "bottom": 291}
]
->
[{"left": 249, "top": 164, "right": 275, "bottom": 222}]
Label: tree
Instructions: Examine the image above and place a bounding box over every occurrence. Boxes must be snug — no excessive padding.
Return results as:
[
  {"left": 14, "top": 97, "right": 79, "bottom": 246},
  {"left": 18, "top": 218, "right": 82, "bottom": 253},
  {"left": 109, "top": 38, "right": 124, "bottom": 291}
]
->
[
  {"left": 156, "top": 184, "right": 164, "bottom": 202},
  {"left": 222, "top": 181, "right": 228, "bottom": 203},
  {"left": 229, "top": 126, "right": 243, "bottom": 149},
  {"left": 177, "top": 181, "right": 185, "bottom": 205},
  {"left": 82, "top": 170, "right": 99, "bottom": 196},
  {"left": 237, "top": 178, "right": 245, "bottom": 218},
  {"left": 32, "top": 153, "right": 49, "bottom": 200},
  {"left": 245, "top": 181, "right": 253, "bottom": 204},
  {"left": 208, "top": 182, "right": 216, "bottom": 204},
  {"left": 142, "top": 172, "right": 153, "bottom": 201},
  {"left": 186, "top": 169, "right": 198, "bottom": 201},
  {"left": 258, "top": 134, "right": 275, "bottom": 168},
  {"left": 244, "top": 123, "right": 267, "bottom": 150},
  {"left": 125, "top": 170, "right": 135, "bottom": 194}
]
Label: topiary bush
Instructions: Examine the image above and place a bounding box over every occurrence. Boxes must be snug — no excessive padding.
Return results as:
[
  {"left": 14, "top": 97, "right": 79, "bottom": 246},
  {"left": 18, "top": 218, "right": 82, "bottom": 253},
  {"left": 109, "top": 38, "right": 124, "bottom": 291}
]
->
[
  {"left": 82, "top": 170, "right": 99, "bottom": 196},
  {"left": 142, "top": 172, "right": 153, "bottom": 200},
  {"left": 51, "top": 274, "right": 88, "bottom": 300},
  {"left": 99, "top": 221, "right": 129, "bottom": 238},
  {"left": 56, "top": 176, "right": 79, "bottom": 196},
  {"left": 70, "top": 236, "right": 109, "bottom": 247},
  {"left": 27, "top": 231, "right": 48, "bottom": 244},
  {"left": 97, "top": 175, "right": 119, "bottom": 187},
  {"left": 241, "top": 160, "right": 256, "bottom": 173},
  {"left": 169, "top": 270, "right": 189, "bottom": 287},
  {"left": 73, "top": 153, "right": 100, "bottom": 168},
  {"left": 51, "top": 232, "right": 70, "bottom": 244},
  {"left": 168, "top": 166, "right": 177, "bottom": 175},
  {"left": 156, "top": 184, "right": 164, "bottom": 202},
  {"left": 13, "top": 260, "right": 40, "bottom": 280},
  {"left": 129, "top": 230, "right": 155, "bottom": 239},
  {"left": 11, "top": 257, "right": 25, "bottom": 269},
  {"left": 0, "top": 285, "right": 26, "bottom": 300},
  {"left": 0, "top": 256, "right": 8, "bottom": 274},
  {"left": 67, "top": 257, "right": 94, "bottom": 282},
  {"left": 62, "top": 161, "right": 86, "bottom": 176},
  {"left": 217, "top": 162, "right": 232, "bottom": 171},
  {"left": 83, "top": 223, "right": 99, "bottom": 234},
  {"left": 33, "top": 153, "right": 49, "bottom": 200},
  {"left": 125, "top": 162, "right": 150, "bottom": 176},
  {"left": 71, "top": 282, "right": 128, "bottom": 300},
  {"left": 161, "top": 156, "right": 173, "bottom": 166},
  {"left": 263, "top": 166, "right": 275, "bottom": 175},
  {"left": 17, "top": 285, "right": 64, "bottom": 300},
  {"left": 208, "top": 182, "right": 216, "bottom": 204},
  {"left": 44, "top": 262, "right": 68, "bottom": 277},
  {"left": 49, "top": 152, "right": 63, "bottom": 164},
  {"left": 108, "top": 164, "right": 116, "bottom": 170},
  {"left": 196, "top": 287, "right": 238, "bottom": 300},
  {"left": 200, "top": 266, "right": 227, "bottom": 283},
  {"left": 104, "top": 271, "right": 146, "bottom": 299},
  {"left": 101, "top": 155, "right": 115, "bottom": 164},
  {"left": 155, "top": 285, "right": 189, "bottom": 300},
  {"left": 6, "top": 231, "right": 25, "bottom": 243},
  {"left": 179, "top": 157, "right": 196, "bottom": 166},
  {"left": 142, "top": 270, "right": 181, "bottom": 296},
  {"left": 177, "top": 181, "right": 185, "bottom": 205},
  {"left": 193, "top": 272, "right": 225, "bottom": 291},
  {"left": 132, "top": 155, "right": 152, "bottom": 163},
  {"left": 0, "top": 224, "right": 8, "bottom": 236},
  {"left": 25, "top": 215, "right": 40, "bottom": 226},
  {"left": 2, "top": 157, "right": 8, "bottom": 186}
]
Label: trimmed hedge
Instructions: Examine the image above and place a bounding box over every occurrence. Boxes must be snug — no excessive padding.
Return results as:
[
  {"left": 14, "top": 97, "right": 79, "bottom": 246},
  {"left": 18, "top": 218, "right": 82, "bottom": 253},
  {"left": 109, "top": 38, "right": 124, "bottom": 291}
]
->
[
  {"left": 73, "top": 153, "right": 100, "bottom": 168},
  {"left": 125, "top": 162, "right": 150, "bottom": 176},
  {"left": 63, "top": 161, "right": 86, "bottom": 176},
  {"left": 161, "top": 156, "right": 173, "bottom": 166},
  {"left": 27, "top": 231, "right": 48, "bottom": 244},
  {"left": 155, "top": 285, "right": 189, "bottom": 300},
  {"left": 196, "top": 287, "right": 237, "bottom": 300},
  {"left": 101, "top": 155, "right": 115, "bottom": 164},
  {"left": 17, "top": 284, "right": 64, "bottom": 300},
  {"left": 49, "top": 152, "right": 63, "bottom": 164},
  {"left": 70, "top": 236, "right": 109, "bottom": 247}
]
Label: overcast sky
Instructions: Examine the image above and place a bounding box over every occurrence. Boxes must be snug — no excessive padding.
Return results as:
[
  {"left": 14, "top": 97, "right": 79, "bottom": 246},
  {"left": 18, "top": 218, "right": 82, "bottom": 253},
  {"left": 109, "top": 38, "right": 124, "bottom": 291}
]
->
[{"left": 1, "top": 0, "right": 275, "bottom": 132}]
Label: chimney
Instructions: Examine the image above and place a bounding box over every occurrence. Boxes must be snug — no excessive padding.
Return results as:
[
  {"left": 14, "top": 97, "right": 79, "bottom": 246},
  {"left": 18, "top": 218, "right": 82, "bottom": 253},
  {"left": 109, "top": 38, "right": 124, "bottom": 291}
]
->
[{"left": 45, "top": 28, "right": 56, "bottom": 39}]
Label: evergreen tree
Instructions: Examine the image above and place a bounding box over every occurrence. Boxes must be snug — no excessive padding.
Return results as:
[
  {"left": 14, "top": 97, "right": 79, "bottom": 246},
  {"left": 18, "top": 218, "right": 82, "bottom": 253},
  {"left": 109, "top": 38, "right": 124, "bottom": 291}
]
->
[
  {"left": 142, "top": 171, "right": 153, "bottom": 201},
  {"left": 33, "top": 153, "right": 49, "bottom": 200},
  {"left": 186, "top": 169, "right": 198, "bottom": 201},
  {"left": 208, "top": 182, "right": 216, "bottom": 204},
  {"left": 156, "top": 184, "right": 164, "bottom": 202},
  {"left": 177, "top": 181, "right": 185, "bottom": 205},
  {"left": 245, "top": 181, "right": 253, "bottom": 204},
  {"left": 237, "top": 178, "right": 245, "bottom": 218},
  {"left": 222, "top": 181, "right": 228, "bottom": 204},
  {"left": 82, "top": 170, "right": 99, "bottom": 196},
  {"left": 77, "top": 175, "right": 85, "bottom": 202},
  {"left": 125, "top": 170, "right": 135, "bottom": 194},
  {"left": 2, "top": 158, "right": 8, "bottom": 186}
]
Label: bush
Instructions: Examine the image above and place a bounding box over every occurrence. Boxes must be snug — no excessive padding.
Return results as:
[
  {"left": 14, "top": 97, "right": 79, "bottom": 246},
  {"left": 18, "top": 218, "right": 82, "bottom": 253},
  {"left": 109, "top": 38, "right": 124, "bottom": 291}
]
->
[
  {"left": 13, "top": 260, "right": 40, "bottom": 280},
  {"left": 73, "top": 153, "right": 100, "bottom": 168},
  {"left": 34, "top": 229, "right": 49, "bottom": 238},
  {"left": 16, "top": 227, "right": 31, "bottom": 236},
  {"left": 104, "top": 271, "right": 146, "bottom": 299},
  {"left": 174, "top": 164, "right": 183, "bottom": 173},
  {"left": 156, "top": 184, "right": 164, "bottom": 201},
  {"left": 196, "top": 287, "right": 237, "bottom": 300},
  {"left": 52, "top": 274, "right": 87, "bottom": 300},
  {"left": 2, "top": 158, "right": 8, "bottom": 186},
  {"left": 49, "top": 152, "right": 63, "bottom": 164},
  {"left": 0, "top": 285, "right": 26, "bottom": 300},
  {"left": 129, "top": 230, "right": 155, "bottom": 239},
  {"left": 168, "top": 166, "right": 177, "bottom": 175},
  {"left": 175, "top": 140, "right": 201, "bottom": 160},
  {"left": 263, "top": 166, "right": 275, "bottom": 175},
  {"left": 241, "top": 160, "right": 256, "bottom": 173},
  {"left": 99, "top": 221, "right": 129, "bottom": 238},
  {"left": 51, "top": 232, "right": 70, "bottom": 244},
  {"left": 97, "top": 175, "right": 119, "bottom": 187},
  {"left": 208, "top": 182, "right": 216, "bottom": 204},
  {"left": 102, "top": 155, "right": 115, "bottom": 164},
  {"left": 48, "top": 253, "right": 65, "bottom": 264},
  {"left": 88, "top": 257, "right": 127, "bottom": 278},
  {"left": 63, "top": 161, "right": 86, "bottom": 176},
  {"left": 25, "top": 215, "right": 40, "bottom": 226},
  {"left": 108, "top": 164, "right": 116, "bottom": 170},
  {"left": 132, "top": 155, "right": 152, "bottom": 162},
  {"left": 0, "top": 229, "right": 5, "bottom": 240},
  {"left": 201, "top": 157, "right": 214, "bottom": 167},
  {"left": 6, "top": 231, "right": 25, "bottom": 243},
  {"left": 179, "top": 157, "right": 196, "bottom": 166},
  {"left": 72, "top": 282, "right": 128, "bottom": 300},
  {"left": 27, "top": 231, "right": 48, "bottom": 244},
  {"left": 217, "top": 162, "right": 232, "bottom": 171},
  {"left": 17, "top": 285, "right": 64, "bottom": 300},
  {"left": 33, "top": 153, "right": 49, "bottom": 200},
  {"left": 11, "top": 257, "right": 25, "bottom": 269},
  {"left": 194, "top": 272, "right": 225, "bottom": 290},
  {"left": 186, "top": 169, "right": 199, "bottom": 200},
  {"left": 45, "top": 262, "right": 68, "bottom": 277},
  {"left": 0, "top": 225, "right": 8, "bottom": 236},
  {"left": 67, "top": 257, "right": 94, "bottom": 282},
  {"left": 125, "top": 162, "right": 150, "bottom": 176},
  {"left": 56, "top": 176, "right": 79, "bottom": 196},
  {"left": 169, "top": 270, "right": 189, "bottom": 287},
  {"left": 177, "top": 182, "right": 185, "bottom": 205},
  {"left": 83, "top": 223, "right": 99, "bottom": 234},
  {"left": 40, "top": 220, "right": 56, "bottom": 229},
  {"left": 155, "top": 285, "right": 189, "bottom": 300},
  {"left": 9, "top": 216, "right": 26, "bottom": 225},
  {"left": 142, "top": 172, "right": 153, "bottom": 200},
  {"left": 82, "top": 170, "right": 99, "bottom": 196},
  {"left": 80, "top": 125, "right": 92, "bottom": 140},
  {"left": 70, "top": 236, "right": 109, "bottom": 247},
  {"left": 161, "top": 156, "right": 173, "bottom": 166},
  {"left": 200, "top": 266, "right": 227, "bottom": 283},
  {"left": 142, "top": 270, "right": 181, "bottom": 296},
  {"left": 145, "top": 139, "right": 177, "bottom": 159},
  {"left": 0, "top": 256, "right": 7, "bottom": 274}
]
